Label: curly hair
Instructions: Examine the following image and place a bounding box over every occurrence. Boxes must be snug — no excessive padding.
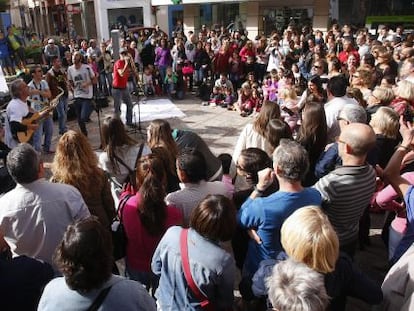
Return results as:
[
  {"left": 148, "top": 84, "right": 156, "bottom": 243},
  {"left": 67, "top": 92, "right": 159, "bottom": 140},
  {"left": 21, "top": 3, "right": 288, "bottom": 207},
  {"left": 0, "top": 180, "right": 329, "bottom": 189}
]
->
[
  {"left": 51, "top": 130, "right": 104, "bottom": 202},
  {"left": 136, "top": 154, "right": 167, "bottom": 235},
  {"left": 54, "top": 217, "right": 113, "bottom": 292}
]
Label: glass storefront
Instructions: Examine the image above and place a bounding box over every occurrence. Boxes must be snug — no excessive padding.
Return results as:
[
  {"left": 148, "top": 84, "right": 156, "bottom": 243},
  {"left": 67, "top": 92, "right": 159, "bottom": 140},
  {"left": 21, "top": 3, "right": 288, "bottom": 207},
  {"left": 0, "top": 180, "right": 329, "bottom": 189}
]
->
[
  {"left": 261, "top": 8, "right": 311, "bottom": 35},
  {"left": 107, "top": 7, "right": 143, "bottom": 30}
]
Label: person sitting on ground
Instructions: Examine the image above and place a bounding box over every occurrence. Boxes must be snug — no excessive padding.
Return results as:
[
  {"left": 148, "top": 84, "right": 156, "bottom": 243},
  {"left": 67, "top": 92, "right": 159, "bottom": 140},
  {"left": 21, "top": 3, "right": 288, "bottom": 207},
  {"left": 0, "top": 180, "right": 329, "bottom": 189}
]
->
[
  {"left": 235, "top": 82, "right": 255, "bottom": 117},
  {"left": 0, "top": 143, "right": 90, "bottom": 269},
  {"left": 38, "top": 217, "right": 156, "bottom": 311},
  {"left": 166, "top": 148, "right": 231, "bottom": 225},
  {"left": 209, "top": 85, "right": 225, "bottom": 106}
]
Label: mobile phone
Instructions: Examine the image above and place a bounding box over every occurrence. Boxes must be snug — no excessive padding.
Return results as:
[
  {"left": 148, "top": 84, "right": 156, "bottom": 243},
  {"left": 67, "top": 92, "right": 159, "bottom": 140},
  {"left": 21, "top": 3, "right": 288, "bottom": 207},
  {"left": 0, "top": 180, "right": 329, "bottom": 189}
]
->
[{"left": 403, "top": 108, "right": 414, "bottom": 123}]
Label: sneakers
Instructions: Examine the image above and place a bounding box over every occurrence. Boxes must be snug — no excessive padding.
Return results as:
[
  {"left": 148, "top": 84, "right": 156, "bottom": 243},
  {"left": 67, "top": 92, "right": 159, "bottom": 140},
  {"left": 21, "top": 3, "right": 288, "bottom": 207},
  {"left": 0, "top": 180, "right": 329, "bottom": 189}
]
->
[{"left": 201, "top": 101, "right": 209, "bottom": 106}]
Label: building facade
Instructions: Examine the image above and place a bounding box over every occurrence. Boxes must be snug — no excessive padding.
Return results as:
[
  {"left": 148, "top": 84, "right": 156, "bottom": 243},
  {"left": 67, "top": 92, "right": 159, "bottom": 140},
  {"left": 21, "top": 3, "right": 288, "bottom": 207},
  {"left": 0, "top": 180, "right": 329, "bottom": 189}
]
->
[{"left": 7, "top": 0, "right": 414, "bottom": 41}]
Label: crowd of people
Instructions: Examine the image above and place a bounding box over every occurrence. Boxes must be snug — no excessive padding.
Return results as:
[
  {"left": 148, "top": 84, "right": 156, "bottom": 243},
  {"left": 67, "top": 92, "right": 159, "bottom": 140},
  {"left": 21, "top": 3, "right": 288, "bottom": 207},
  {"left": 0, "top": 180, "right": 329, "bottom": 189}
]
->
[{"left": 0, "top": 20, "right": 414, "bottom": 310}]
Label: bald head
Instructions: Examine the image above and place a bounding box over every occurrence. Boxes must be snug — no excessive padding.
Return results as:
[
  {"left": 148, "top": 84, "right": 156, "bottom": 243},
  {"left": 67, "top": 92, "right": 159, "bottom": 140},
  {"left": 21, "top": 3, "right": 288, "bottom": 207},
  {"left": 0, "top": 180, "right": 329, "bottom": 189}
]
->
[{"left": 340, "top": 123, "right": 376, "bottom": 157}]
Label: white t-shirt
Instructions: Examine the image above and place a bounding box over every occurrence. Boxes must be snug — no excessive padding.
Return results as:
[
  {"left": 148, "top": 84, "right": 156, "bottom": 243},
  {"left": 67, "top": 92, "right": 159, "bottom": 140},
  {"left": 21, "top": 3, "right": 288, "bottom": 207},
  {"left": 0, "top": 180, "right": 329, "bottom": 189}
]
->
[
  {"left": 5, "top": 98, "right": 29, "bottom": 148},
  {"left": 28, "top": 79, "right": 50, "bottom": 112},
  {"left": 67, "top": 64, "right": 94, "bottom": 99}
]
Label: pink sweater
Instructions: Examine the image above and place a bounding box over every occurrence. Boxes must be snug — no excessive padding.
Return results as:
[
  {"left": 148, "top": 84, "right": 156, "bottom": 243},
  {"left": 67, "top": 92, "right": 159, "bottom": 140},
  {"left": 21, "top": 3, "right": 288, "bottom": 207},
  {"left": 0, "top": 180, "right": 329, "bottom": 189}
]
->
[
  {"left": 121, "top": 192, "right": 183, "bottom": 271},
  {"left": 376, "top": 172, "right": 414, "bottom": 233}
]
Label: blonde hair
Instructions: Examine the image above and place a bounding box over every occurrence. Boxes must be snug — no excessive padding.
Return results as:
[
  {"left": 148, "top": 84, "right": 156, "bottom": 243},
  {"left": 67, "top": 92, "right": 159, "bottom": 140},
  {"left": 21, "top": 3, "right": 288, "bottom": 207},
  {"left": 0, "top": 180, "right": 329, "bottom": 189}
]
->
[
  {"left": 396, "top": 80, "right": 414, "bottom": 101},
  {"left": 372, "top": 86, "right": 395, "bottom": 105},
  {"left": 369, "top": 106, "right": 399, "bottom": 139},
  {"left": 281, "top": 206, "right": 339, "bottom": 273},
  {"left": 51, "top": 130, "right": 104, "bottom": 202},
  {"left": 279, "top": 87, "right": 297, "bottom": 100}
]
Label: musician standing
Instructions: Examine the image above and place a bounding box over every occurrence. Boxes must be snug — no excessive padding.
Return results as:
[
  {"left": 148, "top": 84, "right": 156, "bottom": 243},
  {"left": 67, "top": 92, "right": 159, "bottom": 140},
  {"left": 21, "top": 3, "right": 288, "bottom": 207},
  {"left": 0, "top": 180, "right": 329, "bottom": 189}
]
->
[
  {"left": 113, "top": 47, "right": 134, "bottom": 127},
  {"left": 4, "top": 79, "right": 38, "bottom": 149},
  {"left": 28, "top": 66, "right": 53, "bottom": 154},
  {"left": 67, "top": 51, "right": 96, "bottom": 136},
  {"left": 46, "top": 56, "right": 68, "bottom": 135}
]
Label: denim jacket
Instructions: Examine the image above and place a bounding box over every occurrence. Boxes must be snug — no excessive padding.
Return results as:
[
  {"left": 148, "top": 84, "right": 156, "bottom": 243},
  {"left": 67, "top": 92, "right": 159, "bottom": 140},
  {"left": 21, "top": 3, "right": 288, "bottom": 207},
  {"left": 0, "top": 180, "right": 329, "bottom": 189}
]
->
[{"left": 152, "top": 226, "right": 235, "bottom": 310}]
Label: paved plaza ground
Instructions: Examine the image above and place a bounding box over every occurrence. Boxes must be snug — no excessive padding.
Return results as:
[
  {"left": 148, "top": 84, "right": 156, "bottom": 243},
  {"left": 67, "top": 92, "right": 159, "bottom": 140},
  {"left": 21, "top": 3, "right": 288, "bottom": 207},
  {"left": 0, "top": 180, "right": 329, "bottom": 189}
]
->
[{"left": 42, "top": 93, "right": 389, "bottom": 310}]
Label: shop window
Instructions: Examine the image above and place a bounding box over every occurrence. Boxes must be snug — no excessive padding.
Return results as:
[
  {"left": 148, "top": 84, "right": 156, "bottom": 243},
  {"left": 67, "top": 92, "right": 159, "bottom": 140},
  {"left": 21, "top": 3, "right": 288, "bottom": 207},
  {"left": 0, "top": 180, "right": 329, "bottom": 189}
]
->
[{"left": 108, "top": 8, "right": 143, "bottom": 30}]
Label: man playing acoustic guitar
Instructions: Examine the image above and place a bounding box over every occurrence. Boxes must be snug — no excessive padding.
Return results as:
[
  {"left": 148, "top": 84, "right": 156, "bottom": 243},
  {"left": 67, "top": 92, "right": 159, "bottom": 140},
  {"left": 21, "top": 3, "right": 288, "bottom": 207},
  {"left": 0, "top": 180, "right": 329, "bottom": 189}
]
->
[{"left": 4, "top": 79, "right": 38, "bottom": 149}]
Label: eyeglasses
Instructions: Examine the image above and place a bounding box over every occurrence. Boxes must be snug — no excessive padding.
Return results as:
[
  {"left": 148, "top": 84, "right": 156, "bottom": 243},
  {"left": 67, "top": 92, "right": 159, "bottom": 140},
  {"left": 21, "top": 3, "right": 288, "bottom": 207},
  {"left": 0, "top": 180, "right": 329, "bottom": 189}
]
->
[
  {"left": 337, "top": 138, "right": 348, "bottom": 145},
  {"left": 336, "top": 116, "right": 349, "bottom": 123}
]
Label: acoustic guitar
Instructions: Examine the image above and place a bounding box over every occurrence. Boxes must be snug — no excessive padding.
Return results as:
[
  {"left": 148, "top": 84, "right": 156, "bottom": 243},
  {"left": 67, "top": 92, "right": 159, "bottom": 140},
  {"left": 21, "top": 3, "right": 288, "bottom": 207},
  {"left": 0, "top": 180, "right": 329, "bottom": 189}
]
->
[{"left": 17, "top": 88, "right": 64, "bottom": 143}]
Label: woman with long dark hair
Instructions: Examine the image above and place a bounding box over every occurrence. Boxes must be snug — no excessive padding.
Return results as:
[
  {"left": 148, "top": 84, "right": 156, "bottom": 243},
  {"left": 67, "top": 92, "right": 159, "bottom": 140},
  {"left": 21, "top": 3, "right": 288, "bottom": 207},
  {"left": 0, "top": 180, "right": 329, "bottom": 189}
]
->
[
  {"left": 296, "top": 102, "right": 328, "bottom": 186},
  {"left": 99, "top": 115, "right": 151, "bottom": 203},
  {"left": 121, "top": 154, "right": 182, "bottom": 290}
]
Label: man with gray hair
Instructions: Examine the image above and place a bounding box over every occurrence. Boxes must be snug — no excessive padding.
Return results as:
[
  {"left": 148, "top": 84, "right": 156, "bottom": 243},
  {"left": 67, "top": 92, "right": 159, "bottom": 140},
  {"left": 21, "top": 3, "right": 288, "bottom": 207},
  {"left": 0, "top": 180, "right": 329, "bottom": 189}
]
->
[
  {"left": 238, "top": 139, "right": 321, "bottom": 278},
  {"left": 0, "top": 143, "right": 90, "bottom": 269},
  {"left": 266, "top": 259, "right": 329, "bottom": 311},
  {"left": 4, "top": 79, "right": 38, "bottom": 149},
  {"left": 315, "top": 104, "right": 367, "bottom": 178}
]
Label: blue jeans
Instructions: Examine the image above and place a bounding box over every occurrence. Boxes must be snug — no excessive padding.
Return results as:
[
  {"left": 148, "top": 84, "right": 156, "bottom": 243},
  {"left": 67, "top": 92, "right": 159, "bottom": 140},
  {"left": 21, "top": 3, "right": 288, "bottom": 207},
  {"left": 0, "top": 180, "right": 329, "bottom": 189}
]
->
[
  {"left": 113, "top": 88, "right": 133, "bottom": 125},
  {"left": 56, "top": 95, "right": 68, "bottom": 135},
  {"left": 32, "top": 116, "right": 53, "bottom": 152},
  {"left": 74, "top": 98, "right": 93, "bottom": 136}
]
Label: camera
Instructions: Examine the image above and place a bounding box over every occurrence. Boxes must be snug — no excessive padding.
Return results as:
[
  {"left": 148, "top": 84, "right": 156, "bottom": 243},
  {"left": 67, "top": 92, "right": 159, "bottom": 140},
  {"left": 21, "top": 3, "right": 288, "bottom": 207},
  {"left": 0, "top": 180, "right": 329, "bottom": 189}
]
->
[{"left": 403, "top": 108, "right": 414, "bottom": 123}]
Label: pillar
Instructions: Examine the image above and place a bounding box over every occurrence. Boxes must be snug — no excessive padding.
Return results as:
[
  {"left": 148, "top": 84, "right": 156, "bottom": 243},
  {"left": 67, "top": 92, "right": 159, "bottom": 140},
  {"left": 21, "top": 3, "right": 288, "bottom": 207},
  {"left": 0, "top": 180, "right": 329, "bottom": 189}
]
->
[{"left": 313, "top": 0, "right": 330, "bottom": 31}]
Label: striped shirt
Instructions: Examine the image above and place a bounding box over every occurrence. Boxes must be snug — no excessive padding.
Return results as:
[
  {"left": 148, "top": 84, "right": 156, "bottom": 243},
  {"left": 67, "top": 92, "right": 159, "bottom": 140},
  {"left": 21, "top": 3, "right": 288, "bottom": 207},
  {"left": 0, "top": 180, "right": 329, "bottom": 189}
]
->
[{"left": 314, "top": 165, "right": 376, "bottom": 245}]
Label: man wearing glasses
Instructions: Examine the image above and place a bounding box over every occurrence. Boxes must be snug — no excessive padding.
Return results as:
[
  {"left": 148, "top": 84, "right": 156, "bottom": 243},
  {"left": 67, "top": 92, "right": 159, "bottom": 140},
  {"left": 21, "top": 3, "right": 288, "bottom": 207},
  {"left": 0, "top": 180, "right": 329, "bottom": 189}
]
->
[{"left": 314, "top": 123, "right": 376, "bottom": 258}]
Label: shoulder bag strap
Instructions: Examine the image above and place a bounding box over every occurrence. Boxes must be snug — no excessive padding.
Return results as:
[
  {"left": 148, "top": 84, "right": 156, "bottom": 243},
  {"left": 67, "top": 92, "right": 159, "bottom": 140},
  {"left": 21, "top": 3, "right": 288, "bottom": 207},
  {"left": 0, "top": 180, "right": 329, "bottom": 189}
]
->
[
  {"left": 113, "top": 153, "right": 133, "bottom": 173},
  {"left": 86, "top": 285, "right": 113, "bottom": 311},
  {"left": 133, "top": 143, "right": 145, "bottom": 170},
  {"left": 118, "top": 194, "right": 132, "bottom": 223},
  {"left": 180, "top": 229, "right": 211, "bottom": 309},
  {"left": 114, "top": 143, "right": 145, "bottom": 173}
]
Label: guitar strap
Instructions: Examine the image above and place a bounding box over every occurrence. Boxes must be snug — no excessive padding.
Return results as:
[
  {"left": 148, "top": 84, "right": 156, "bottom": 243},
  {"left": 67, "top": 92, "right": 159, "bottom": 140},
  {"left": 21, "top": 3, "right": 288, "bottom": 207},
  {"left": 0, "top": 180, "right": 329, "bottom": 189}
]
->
[{"left": 32, "top": 81, "right": 44, "bottom": 103}]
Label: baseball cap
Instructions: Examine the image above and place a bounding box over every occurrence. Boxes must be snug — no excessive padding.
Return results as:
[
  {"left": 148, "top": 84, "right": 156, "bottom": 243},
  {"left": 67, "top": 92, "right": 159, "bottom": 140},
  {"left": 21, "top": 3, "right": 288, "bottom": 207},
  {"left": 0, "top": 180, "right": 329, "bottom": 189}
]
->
[{"left": 48, "top": 39, "right": 54, "bottom": 44}]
